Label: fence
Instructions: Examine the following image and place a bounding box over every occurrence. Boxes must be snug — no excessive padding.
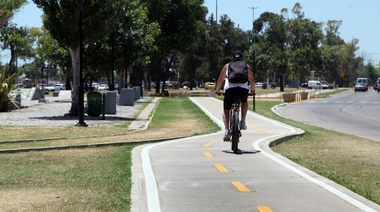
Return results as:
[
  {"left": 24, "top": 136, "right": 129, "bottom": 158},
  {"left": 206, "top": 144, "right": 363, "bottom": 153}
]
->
[
  {"left": 255, "top": 90, "right": 317, "bottom": 103},
  {"left": 151, "top": 89, "right": 319, "bottom": 103}
]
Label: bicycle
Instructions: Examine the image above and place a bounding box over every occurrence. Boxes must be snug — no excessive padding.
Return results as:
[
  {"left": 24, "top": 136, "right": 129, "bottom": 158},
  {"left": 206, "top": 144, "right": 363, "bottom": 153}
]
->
[
  {"left": 216, "top": 90, "right": 254, "bottom": 154},
  {"left": 229, "top": 96, "right": 241, "bottom": 154}
]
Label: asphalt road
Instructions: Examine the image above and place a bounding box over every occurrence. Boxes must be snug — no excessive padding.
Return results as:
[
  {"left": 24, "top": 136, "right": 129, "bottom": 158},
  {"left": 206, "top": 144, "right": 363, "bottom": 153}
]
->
[
  {"left": 131, "top": 97, "right": 380, "bottom": 212},
  {"left": 275, "top": 89, "right": 380, "bottom": 142}
]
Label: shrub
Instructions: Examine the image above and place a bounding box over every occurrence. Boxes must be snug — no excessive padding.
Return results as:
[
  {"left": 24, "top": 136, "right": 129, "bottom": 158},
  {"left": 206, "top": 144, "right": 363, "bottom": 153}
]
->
[
  {"left": 171, "top": 81, "right": 179, "bottom": 89},
  {"left": 270, "top": 82, "right": 277, "bottom": 89},
  {"left": 182, "top": 81, "right": 190, "bottom": 87},
  {"left": 0, "top": 67, "right": 17, "bottom": 112}
]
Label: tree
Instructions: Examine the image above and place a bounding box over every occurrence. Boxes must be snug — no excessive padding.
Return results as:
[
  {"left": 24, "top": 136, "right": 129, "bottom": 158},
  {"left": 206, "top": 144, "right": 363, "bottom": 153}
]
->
[
  {"left": 336, "top": 39, "right": 362, "bottom": 87},
  {"left": 320, "top": 20, "right": 343, "bottom": 84},
  {"left": 0, "top": 0, "right": 31, "bottom": 74},
  {"left": 254, "top": 12, "right": 289, "bottom": 91},
  {"left": 142, "top": 0, "right": 208, "bottom": 94},
  {"left": 32, "top": 0, "right": 127, "bottom": 115},
  {"left": 33, "top": 27, "right": 71, "bottom": 88},
  {"left": 0, "top": 0, "right": 27, "bottom": 28},
  {"left": 286, "top": 3, "right": 323, "bottom": 84},
  {"left": 1, "top": 25, "right": 35, "bottom": 74}
]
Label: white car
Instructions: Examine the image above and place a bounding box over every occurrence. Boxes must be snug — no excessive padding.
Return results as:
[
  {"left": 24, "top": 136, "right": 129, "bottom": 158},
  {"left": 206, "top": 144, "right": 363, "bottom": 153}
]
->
[
  {"left": 255, "top": 82, "right": 263, "bottom": 88},
  {"left": 44, "top": 84, "right": 56, "bottom": 91},
  {"left": 89, "top": 83, "right": 99, "bottom": 91},
  {"left": 98, "top": 84, "right": 108, "bottom": 90},
  {"left": 54, "top": 84, "right": 65, "bottom": 90}
]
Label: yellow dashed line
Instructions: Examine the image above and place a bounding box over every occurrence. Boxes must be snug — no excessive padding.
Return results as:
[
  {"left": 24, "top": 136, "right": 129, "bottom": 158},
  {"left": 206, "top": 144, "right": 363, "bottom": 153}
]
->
[
  {"left": 258, "top": 129, "right": 265, "bottom": 133},
  {"left": 215, "top": 164, "right": 228, "bottom": 172},
  {"left": 231, "top": 181, "right": 250, "bottom": 192},
  {"left": 203, "top": 142, "right": 215, "bottom": 147},
  {"left": 257, "top": 205, "right": 272, "bottom": 212},
  {"left": 203, "top": 152, "right": 214, "bottom": 158}
]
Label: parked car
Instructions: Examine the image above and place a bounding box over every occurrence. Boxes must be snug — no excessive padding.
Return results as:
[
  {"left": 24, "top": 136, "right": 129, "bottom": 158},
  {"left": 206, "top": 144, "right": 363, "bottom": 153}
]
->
[
  {"left": 36, "top": 84, "right": 49, "bottom": 94},
  {"left": 98, "top": 84, "right": 108, "bottom": 90},
  {"left": 255, "top": 82, "right": 263, "bottom": 88},
  {"left": 91, "top": 83, "right": 99, "bottom": 91},
  {"left": 321, "top": 81, "right": 334, "bottom": 89},
  {"left": 373, "top": 82, "right": 379, "bottom": 91},
  {"left": 54, "top": 84, "right": 65, "bottom": 90},
  {"left": 375, "top": 77, "right": 380, "bottom": 92},
  {"left": 204, "top": 82, "right": 215, "bottom": 90},
  {"left": 307, "top": 80, "right": 327, "bottom": 89},
  {"left": 44, "top": 84, "right": 56, "bottom": 91},
  {"left": 354, "top": 77, "right": 368, "bottom": 92}
]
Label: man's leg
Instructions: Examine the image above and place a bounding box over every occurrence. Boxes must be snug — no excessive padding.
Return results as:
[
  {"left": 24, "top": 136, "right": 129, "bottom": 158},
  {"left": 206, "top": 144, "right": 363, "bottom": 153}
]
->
[
  {"left": 223, "top": 109, "right": 230, "bottom": 128},
  {"left": 223, "top": 109, "right": 231, "bottom": 141},
  {"left": 241, "top": 101, "right": 248, "bottom": 119},
  {"left": 240, "top": 101, "right": 248, "bottom": 129}
]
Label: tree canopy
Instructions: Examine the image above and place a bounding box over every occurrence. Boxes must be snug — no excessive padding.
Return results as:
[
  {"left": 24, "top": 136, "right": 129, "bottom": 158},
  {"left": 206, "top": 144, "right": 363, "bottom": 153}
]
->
[{"left": 1, "top": 1, "right": 376, "bottom": 113}]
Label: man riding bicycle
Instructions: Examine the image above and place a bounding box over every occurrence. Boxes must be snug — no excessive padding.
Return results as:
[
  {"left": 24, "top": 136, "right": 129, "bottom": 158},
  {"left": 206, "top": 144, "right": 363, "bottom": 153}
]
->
[{"left": 215, "top": 50, "right": 255, "bottom": 141}]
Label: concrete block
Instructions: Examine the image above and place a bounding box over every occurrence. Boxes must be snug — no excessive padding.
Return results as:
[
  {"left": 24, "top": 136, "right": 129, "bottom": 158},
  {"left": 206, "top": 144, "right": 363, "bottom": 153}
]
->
[
  {"left": 119, "top": 88, "right": 134, "bottom": 106},
  {"left": 105, "top": 91, "right": 117, "bottom": 114}
]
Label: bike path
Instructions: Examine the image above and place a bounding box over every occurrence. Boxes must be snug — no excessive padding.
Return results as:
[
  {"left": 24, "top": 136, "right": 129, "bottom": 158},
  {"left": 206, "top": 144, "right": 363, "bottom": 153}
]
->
[{"left": 131, "top": 97, "right": 380, "bottom": 212}]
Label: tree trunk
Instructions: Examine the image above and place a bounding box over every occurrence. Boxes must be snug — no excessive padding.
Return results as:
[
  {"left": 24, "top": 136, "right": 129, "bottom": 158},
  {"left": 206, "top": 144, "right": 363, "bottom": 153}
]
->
[
  {"left": 8, "top": 44, "right": 16, "bottom": 75},
  {"left": 280, "top": 75, "right": 284, "bottom": 92},
  {"left": 69, "top": 46, "right": 80, "bottom": 116}
]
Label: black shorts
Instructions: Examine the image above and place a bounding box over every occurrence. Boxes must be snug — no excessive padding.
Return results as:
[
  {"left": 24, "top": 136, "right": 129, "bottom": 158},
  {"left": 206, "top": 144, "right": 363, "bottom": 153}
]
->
[{"left": 224, "top": 87, "right": 249, "bottom": 110}]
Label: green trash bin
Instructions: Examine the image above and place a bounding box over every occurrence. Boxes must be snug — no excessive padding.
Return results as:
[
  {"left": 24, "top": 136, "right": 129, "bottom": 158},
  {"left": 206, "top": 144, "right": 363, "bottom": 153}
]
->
[{"left": 87, "top": 91, "right": 103, "bottom": 117}]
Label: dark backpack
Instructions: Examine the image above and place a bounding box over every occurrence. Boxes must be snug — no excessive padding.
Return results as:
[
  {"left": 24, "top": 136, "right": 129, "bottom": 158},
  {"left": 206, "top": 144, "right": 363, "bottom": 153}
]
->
[{"left": 227, "top": 61, "right": 248, "bottom": 83}]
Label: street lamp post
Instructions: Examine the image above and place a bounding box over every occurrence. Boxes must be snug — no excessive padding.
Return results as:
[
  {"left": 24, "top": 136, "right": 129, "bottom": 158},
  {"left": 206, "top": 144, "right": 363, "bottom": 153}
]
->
[
  {"left": 249, "top": 6, "right": 258, "bottom": 111},
  {"left": 76, "top": 0, "right": 87, "bottom": 127},
  {"left": 110, "top": 29, "right": 115, "bottom": 91}
]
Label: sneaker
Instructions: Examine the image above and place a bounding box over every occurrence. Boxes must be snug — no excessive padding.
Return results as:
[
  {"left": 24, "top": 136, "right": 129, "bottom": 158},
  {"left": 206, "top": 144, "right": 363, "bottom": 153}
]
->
[
  {"left": 240, "top": 120, "right": 247, "bottom": 130},
  {"left": 223, "top": 129, "right": 231, "bottom": 141}
]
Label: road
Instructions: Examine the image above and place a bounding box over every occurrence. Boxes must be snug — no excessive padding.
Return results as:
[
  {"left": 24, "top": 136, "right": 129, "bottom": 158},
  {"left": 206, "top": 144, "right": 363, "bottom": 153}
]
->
[
  {"left": 131, "top": 97, "right": 380, "bottom": 212},
  {"left": 275, "top": 89, "right": 380, "bottom": 142}
]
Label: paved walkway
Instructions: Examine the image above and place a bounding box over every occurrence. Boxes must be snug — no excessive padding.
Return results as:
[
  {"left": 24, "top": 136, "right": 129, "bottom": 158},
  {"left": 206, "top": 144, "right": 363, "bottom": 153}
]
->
[{"left": 3, "top": 88, "right": 159, "bottom": 129}]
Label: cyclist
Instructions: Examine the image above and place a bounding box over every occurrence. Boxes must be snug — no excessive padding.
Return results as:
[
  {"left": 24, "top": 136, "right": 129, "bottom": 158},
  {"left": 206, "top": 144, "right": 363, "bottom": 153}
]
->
[{"left": 215, "top": 50, "right": 255, "bottom": 141}]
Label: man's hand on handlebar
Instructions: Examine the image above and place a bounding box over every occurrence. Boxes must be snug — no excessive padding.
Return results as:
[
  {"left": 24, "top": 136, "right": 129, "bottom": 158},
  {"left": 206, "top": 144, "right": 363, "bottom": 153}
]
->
[
  {"left": 215, "top": 90, "right": 222, "bottom": 96},
  {"left": 248, "top": 90, "right": 256, "bottom": 96}
]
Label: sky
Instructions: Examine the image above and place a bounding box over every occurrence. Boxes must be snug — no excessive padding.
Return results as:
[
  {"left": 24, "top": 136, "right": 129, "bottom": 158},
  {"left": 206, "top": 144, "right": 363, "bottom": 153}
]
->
[
  {"left": 203, "top": 0, "right": 380, "bottom": 64},
  {"left": 3, "top": 0, "right": 380, "bottom": 65}
]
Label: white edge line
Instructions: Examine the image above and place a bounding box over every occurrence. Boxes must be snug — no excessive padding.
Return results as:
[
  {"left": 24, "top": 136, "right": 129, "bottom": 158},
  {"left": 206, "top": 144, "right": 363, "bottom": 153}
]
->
[
  {"left": 189, "top": 97, "right": 225, "bottom": 129},
  {"left": 141, "top": 144, "right": 160, "bottom": 212}
]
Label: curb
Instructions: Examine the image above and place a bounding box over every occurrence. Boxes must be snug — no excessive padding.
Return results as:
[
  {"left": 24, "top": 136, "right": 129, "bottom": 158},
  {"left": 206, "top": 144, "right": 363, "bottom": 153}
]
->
[{"left": 0, "top": 136, "right": 188, "bottom": 154}]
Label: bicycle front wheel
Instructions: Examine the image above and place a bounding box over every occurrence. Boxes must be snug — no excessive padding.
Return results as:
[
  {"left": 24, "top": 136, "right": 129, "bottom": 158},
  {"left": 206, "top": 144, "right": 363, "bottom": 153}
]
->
[{"left": 231, "top": 110, "right": 239, "bottom": 153}]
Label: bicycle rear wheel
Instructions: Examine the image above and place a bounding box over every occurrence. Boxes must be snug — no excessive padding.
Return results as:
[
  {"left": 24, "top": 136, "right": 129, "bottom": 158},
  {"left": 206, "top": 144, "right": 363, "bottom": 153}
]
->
[{"left": 231, "top": 110, "right": 239, "bottom": 153}]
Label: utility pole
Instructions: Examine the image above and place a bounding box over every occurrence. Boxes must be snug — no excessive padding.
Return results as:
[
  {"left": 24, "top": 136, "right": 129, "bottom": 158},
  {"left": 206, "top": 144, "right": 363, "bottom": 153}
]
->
[
  {"left": 248, "top": 7, "right": 258, "bottom": 27},
  {"left": 216, "top": 0, "right": 218, "bottom": 24}
]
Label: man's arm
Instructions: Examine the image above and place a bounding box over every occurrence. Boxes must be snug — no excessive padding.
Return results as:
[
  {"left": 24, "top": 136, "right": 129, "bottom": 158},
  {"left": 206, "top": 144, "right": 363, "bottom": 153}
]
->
[
  {"left": 215, "top": 64, "right": 228, "bottom": 93},
  {"left": 247, "top": 65, "right": 255, "bottom": 93}
]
